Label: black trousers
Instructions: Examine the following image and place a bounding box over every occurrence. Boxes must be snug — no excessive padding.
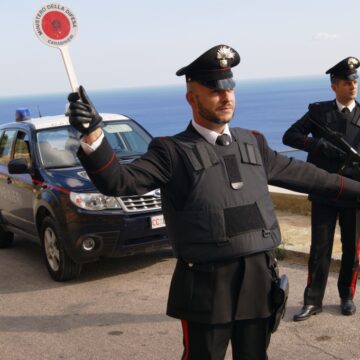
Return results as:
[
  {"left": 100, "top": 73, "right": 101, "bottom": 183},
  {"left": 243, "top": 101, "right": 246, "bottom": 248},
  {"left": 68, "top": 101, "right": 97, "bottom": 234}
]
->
[
  {"left": 304, "top": 202, "right": 360, "bottom": 305},
  {"left": 180, "top": 317, "right": 271, "bottom": 360}
]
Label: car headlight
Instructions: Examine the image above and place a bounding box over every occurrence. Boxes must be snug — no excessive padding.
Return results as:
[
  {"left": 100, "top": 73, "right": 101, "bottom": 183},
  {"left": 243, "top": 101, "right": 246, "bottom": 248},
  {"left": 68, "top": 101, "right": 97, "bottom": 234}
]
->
[{"left": 70, "top": 192, "right": 122, "bottom": 210}]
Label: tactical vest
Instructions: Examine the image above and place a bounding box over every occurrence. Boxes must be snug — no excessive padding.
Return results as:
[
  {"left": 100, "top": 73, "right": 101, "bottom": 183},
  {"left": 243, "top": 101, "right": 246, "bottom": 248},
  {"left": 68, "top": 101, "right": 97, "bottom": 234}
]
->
[{"left": 162, "top": 128, "right": 281, "bottom": 263}]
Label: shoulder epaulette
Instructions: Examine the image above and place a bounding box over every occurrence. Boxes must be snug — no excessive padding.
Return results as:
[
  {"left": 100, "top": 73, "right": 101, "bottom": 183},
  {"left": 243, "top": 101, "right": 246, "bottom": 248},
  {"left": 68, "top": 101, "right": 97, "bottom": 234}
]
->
[
  {"left": 251, "top": 130, "right": 263, "bottom": 136},
  {"left": 308, "top": 101, "right": 333, "bottom": 112}
]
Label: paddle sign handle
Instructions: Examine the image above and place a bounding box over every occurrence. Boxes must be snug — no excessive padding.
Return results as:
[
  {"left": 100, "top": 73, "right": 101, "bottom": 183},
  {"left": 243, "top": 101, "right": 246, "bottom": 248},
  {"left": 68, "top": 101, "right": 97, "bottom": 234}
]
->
[
  {"left": 33, "top": 3, "right": 79, "bottom": 92},
  {"left": 59, "top": 46, "right": 79, "bottom": 92}
]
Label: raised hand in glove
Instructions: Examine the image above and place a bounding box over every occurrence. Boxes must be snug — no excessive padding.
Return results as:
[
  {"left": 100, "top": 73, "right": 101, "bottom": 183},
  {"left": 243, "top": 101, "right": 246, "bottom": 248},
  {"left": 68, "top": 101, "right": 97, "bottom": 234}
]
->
[
  {"left": 316, "top": 138, "right": 346, "bottom": 160},
  {"left": 67, "top": 85, "right": 103, "bottom": 135}
]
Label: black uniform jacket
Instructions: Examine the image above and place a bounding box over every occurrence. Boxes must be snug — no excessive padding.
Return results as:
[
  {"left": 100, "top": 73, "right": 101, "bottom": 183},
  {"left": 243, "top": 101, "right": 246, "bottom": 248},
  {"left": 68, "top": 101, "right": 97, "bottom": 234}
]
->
[
  {"left": 283, "top": 100, "right": 360, "bottom": 206},
  {"left": 78, "top": 123, "right": 360, "bottom": 323}
]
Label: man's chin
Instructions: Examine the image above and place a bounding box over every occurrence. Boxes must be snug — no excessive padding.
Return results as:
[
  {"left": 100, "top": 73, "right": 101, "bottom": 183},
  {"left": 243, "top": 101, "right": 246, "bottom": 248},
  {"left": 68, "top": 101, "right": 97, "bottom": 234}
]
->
[
  {"left": 216, "top": 112, "right": 234, "bottom": 123},
  {"left": 219, "top": 118, "right": 232, "bottom": 124},
  {"left": 218, "top": 114, "right": 233, "bottom": 123},
  {"left": 206, "top": 117, "right": 232, "bottom": 125}
]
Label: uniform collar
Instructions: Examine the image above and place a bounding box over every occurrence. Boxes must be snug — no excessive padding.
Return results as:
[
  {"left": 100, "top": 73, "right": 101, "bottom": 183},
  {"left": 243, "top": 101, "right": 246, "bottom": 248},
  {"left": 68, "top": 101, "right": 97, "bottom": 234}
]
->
[
  {"left": 191, "top": 119, "right": 232, "bottom": 145},
  {"left": 336, "top": 99, "right": 356, "bottom": 112}
]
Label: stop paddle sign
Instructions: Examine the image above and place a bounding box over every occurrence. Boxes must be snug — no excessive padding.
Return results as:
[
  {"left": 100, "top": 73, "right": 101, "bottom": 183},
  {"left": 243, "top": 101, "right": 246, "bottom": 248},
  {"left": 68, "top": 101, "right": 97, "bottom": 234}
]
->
[{"left": 34, "top": 3, "right": 79, "bottom": 91}]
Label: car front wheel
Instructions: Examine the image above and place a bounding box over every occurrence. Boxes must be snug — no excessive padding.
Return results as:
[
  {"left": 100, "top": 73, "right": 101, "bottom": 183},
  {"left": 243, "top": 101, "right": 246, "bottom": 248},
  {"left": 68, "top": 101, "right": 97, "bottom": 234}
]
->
[{"left": 41, "top": 216, "right": 82, "bottom": 281}]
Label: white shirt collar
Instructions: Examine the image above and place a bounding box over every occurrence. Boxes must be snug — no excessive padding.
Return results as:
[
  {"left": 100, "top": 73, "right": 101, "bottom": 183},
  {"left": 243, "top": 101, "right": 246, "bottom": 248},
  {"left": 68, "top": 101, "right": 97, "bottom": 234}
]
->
[
  {"left": 336, "top": 99, "right": 356, "bottom": 112},
  {"left": 191, "top": 119, "right": 232, "bottom": 145}
]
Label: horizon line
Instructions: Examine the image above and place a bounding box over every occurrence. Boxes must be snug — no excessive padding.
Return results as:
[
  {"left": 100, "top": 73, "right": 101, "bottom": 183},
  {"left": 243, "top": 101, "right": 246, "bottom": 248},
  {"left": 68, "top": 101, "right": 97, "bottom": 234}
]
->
[{"left": 0, "top": 74, "right": 327, "bottom": 100}]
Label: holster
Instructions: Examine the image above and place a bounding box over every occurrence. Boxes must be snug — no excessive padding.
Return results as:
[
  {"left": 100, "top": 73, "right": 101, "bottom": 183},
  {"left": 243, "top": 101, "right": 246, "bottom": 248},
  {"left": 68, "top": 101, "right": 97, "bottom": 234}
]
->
[
  {"left": 270, "top": 274, "right": 289, "bottom": 333},
  {"left": 267, "top": 252, "right": 290, "bottom": 333}
]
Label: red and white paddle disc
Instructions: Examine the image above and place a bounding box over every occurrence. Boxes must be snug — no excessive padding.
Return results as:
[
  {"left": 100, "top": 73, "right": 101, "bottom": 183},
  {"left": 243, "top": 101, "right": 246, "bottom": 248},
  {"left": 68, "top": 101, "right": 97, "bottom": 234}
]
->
[
  {"left": 34, "top": 3, "right": 78, "bottom": 47},
  {"left": 34, "top": 3, "right": 79, "bottom": 91}
]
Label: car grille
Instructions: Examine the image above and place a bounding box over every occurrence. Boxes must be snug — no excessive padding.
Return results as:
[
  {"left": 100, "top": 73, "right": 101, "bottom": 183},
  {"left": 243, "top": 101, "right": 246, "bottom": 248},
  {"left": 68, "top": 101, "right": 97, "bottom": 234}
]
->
[{"left": 117, "top": 190, "right": 162, "bottom": 213}]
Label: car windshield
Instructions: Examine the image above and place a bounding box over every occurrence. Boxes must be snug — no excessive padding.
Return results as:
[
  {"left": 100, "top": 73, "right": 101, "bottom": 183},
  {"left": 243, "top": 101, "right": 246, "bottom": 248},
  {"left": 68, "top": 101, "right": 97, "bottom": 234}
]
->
[{"left": 36, "top": 120, "right": 152, "bottom": 168}]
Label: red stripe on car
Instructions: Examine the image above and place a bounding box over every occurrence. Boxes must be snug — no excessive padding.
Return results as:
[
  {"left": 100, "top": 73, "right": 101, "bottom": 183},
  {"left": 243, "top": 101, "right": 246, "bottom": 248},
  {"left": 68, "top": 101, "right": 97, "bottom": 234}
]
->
[{"left": 32, "top": 178, "right": 70, "bottom": 194}]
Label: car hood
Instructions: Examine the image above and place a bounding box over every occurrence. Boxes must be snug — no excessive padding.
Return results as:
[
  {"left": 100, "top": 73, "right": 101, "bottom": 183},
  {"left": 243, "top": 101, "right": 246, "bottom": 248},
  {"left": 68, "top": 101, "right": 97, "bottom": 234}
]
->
[
  {"left": 41, "top": 166, "right": 98, "bottom": 193},
  {"left": 40, "top": 158, "right": 137, "bottom": 194}
]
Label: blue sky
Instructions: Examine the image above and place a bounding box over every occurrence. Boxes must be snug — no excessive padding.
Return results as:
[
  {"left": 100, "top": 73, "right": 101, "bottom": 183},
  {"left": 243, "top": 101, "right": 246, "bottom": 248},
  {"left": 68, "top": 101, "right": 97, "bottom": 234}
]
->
[{"left": 1, "top": 0, "right": 359, "bottom": 96}]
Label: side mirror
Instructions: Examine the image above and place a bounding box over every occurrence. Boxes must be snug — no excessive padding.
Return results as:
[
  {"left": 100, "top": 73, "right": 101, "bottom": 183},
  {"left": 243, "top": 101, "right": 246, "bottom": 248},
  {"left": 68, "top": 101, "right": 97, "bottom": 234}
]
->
[{"left": 8, "top": 158, "right": 30, "bottom": 174}]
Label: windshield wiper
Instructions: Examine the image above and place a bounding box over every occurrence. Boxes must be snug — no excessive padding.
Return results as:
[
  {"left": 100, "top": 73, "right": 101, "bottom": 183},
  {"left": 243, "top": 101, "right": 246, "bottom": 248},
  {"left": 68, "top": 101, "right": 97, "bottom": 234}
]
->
[{"left": 44, "top": 164, "right": 79, "bottom": 169}]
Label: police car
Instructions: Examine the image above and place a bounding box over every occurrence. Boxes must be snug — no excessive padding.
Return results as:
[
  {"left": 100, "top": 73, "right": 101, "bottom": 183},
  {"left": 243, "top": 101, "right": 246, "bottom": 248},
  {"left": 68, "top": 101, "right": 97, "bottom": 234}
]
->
[{"left": 0, "top": 112, "right": 168, "bottom": 281}]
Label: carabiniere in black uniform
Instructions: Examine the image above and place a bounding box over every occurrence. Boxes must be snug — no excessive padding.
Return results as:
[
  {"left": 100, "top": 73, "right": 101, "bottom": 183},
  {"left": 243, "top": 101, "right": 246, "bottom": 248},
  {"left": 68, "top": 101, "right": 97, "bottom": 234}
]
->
[
  {"left": 68, "top": 47, "right": 360, "bottom": 360},
  {"left": 283, "top": 56, "right": 360, "bottom": 320}
]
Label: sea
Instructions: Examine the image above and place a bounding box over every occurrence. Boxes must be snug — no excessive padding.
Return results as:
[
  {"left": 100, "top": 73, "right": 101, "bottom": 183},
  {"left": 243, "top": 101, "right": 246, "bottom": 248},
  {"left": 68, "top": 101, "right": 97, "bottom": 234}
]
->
[{"left": 0, "top": 76, "right": 336, "bottom": 152}]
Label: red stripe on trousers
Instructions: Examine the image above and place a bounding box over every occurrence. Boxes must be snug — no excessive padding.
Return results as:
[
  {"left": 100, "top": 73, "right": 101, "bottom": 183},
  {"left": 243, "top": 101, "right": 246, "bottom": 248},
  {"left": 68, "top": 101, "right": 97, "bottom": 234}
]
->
[
  {"left": 335, "top": 176, "right": 344, "bottom": 201},
  {"left": 306, "top": 271, "right": 311, "bottom": 286},
  {"left": 181, "top": 320, "right": 189, "bottom": 360},
  {"left": 350, "top": 237, "right": 360, "bottom": 298}
]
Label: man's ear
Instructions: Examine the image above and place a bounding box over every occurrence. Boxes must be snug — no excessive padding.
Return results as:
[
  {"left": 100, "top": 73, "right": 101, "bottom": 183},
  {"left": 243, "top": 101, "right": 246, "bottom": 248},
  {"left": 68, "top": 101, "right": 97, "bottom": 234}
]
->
[{"left": 186, "top": 91, "right": 196, "bottom": 108}]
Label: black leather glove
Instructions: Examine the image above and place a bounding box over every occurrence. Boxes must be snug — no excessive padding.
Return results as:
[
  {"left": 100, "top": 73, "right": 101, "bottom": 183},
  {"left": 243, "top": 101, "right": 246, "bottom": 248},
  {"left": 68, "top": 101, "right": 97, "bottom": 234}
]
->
[
  {"left": 67, "top": 85, "right": 103, "bottom": 135},
  {"left": 316, "top": 138, "right": 346, "bottom": 160}
]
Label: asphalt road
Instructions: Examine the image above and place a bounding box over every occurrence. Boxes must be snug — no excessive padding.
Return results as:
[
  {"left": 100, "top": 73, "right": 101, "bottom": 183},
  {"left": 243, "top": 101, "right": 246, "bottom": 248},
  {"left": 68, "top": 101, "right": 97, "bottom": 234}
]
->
[{"left": 0, "top": 237, "right": 359, "bottom": 360}]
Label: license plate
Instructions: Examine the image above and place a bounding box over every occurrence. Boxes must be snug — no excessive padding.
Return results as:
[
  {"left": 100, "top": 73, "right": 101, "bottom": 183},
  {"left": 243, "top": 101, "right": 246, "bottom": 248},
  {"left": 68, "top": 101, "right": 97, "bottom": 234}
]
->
[{"left": 150, "top": 214, "right": 166, "bottom": 229}]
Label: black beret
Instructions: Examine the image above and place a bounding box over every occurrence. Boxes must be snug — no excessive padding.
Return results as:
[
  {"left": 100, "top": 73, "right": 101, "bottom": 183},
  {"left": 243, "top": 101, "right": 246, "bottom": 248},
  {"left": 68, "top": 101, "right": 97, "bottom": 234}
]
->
[
  {"left": 176, "top": 45, "right": 240, "bottom": 90},
  {"left": 325, "top": 57, "right": 359, "bottom": 80}
]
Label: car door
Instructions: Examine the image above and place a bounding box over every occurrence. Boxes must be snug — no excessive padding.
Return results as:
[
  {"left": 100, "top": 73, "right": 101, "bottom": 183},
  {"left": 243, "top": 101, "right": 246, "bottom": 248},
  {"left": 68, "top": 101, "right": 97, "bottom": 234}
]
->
[
  {"left": 0, "top": 129, "right": 18, "bottom": 225},
  {"left": 6, "top": 130, "right": 37, "bottom": 235}
]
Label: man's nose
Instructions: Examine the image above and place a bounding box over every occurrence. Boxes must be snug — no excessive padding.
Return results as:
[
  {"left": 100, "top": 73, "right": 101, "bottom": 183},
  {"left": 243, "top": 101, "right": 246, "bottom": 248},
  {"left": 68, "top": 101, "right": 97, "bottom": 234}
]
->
[{"left": 221, "top": 90, "right": 233, "bottom": 101}]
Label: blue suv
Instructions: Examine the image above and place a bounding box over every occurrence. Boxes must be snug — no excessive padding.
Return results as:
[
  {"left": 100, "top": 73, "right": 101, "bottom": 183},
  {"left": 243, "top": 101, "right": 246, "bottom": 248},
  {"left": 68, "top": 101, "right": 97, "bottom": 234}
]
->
[{"left": 0, "top": 113, "right": 168, "bottom": 281}]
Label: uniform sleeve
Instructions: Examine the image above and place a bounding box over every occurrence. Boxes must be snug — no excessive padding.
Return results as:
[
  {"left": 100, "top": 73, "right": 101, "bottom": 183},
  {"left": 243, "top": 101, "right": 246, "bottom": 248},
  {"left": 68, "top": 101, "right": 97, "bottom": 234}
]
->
[
  {"left": 77, "top": 137, "right": 174, "bottom": 196},
  {"left": 255, "top": 132, "right": 360, "bottom": 202},
  {"left": 282, "top": 112, "right": 319, "bottom": 153}
]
